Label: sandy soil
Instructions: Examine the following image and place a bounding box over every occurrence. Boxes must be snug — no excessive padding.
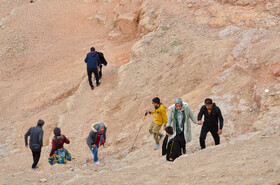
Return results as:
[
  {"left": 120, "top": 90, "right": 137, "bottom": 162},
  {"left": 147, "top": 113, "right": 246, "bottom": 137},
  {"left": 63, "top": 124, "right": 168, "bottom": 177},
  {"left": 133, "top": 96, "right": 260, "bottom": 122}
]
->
[{"left": 0, "top": 0, "right": 279, "bottom": 184}]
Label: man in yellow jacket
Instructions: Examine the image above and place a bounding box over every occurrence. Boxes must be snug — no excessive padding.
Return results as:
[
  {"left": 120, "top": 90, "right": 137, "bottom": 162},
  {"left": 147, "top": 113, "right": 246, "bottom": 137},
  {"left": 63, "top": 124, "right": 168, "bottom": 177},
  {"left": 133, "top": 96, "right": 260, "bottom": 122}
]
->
[{"left": 147, "top": 97, "right": 168, "bottom": 150}]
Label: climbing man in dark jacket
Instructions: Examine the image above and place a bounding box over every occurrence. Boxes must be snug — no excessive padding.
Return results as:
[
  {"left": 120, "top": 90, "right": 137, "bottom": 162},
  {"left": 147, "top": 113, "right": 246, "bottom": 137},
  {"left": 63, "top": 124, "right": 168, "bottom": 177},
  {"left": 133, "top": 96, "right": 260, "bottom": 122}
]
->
[
  {"left": 162, "top": 126, "right": 181, "bottom": 162},
  {"left": 24, "top": 119, "right": 45, "bottom": 169},
  {"left": 198, "top": 98, "right": 224, "bottom": 149},
  {"left": 86, "top": 122, "right": 107, "bottom": 165},
  {"left": 96, "top": 51, "right": 108, "bottom": 79},
  {"left": 84, "top": 47, "right": 100, "bottom": 90}
]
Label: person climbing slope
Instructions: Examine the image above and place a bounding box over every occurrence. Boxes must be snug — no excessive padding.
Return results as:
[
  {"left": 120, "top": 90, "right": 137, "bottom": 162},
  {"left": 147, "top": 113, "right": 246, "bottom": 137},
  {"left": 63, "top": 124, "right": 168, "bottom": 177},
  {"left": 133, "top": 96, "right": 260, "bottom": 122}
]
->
[
  {"left": 96, "top": 50, "right": 108, "bottom": 79},
  {"left": 86, "top": 122, "right": 107, "bottom": 165},
  {"left": 84, "top": 47, "right": 100, "bottom": 90},
  {"left": 162, "top": 126, "right": 181, "bottom": 162},
  {"left": 48, "top": 127, "right": 71, "bottom": 165},
  {"left": 147, "top": 97, "right": 167, "bottom": 150},
  {"left": 167, "top": 98, "right": 198, "bottom": 154},
  {"left": 24, "top": 119, "right": 45, "bottom": 169},
  {"left": 198, "top": 98, "right": 224, "bottom": 149}
]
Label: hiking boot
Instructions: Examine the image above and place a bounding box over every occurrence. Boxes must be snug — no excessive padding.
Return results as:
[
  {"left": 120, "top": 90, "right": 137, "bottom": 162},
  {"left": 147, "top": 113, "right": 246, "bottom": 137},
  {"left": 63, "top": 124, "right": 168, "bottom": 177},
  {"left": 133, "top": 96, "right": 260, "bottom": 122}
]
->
[
  {"left": 154, "top": 144, "right": 160, "bottom": 150},
  {"left": 159, "top": 134, "right": 164, "bottom": 141}
]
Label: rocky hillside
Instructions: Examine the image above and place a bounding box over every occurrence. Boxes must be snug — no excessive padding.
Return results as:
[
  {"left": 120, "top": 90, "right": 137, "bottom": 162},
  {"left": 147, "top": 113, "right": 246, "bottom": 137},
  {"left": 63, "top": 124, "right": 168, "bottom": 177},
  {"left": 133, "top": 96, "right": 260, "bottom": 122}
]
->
[{"left": 0, "top": 0, "right": 279, "bottom": 184}]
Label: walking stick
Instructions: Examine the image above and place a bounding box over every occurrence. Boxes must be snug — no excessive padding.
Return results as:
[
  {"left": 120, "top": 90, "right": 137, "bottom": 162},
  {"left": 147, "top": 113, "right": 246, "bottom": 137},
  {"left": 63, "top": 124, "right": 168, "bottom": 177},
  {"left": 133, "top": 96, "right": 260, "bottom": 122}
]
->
[{"left": 129, "top": 112, "right": 148, "bottom": 152}]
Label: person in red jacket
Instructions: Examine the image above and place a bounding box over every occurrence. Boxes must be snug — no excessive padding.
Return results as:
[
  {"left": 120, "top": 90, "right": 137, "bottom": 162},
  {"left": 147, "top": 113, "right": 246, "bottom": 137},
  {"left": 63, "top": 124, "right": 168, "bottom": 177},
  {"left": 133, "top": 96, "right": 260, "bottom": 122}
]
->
[
  {"left": 49, "top": 127, "right": 71, "bottom": 162},
  {"left": 48, "top": 127, "right": 71, "bottom": 165}
]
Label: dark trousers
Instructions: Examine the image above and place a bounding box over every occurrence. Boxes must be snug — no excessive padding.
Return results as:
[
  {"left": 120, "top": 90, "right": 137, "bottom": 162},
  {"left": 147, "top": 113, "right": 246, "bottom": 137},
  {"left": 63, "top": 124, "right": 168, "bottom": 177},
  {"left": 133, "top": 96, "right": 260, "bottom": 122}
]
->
[
  {"left": 31, "top": 150, "right": 41, "bottom": 168},
  {"left": 99, "top": 65, "right": 103, "bottom": 78},
  {"left": 177, "top": 132, "right": 186, "bottom": 152},
  {"left": 199, "top": 125, "right": 220, "bottom": 149},
  {"left": 87, "top": 68, "right": 99, "bottom": 87}
]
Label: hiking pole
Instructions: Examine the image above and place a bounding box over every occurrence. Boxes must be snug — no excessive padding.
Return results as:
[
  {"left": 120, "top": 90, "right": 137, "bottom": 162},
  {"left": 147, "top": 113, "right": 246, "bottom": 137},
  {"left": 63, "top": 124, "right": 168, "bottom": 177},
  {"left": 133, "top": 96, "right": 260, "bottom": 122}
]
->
[{"left": 129, "top": 112, "right": 148, "bottom": 152}]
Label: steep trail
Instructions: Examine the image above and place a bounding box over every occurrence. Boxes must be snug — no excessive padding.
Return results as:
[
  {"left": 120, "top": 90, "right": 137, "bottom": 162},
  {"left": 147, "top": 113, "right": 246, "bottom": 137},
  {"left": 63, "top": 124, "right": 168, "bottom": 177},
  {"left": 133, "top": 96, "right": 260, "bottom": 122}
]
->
[
  {"left": 0, "top": 0, "right": 280, "bottom": 184},
  {"left": 0, "top": 0, "right": 136, "bottom": 161}
]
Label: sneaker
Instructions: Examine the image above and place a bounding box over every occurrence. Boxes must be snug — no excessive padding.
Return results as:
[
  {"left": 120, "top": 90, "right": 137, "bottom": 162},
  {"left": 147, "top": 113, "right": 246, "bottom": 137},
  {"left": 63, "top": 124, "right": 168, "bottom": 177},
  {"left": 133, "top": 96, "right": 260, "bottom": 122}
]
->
[
  {"left": 31, "top": 167, "right": 38, "bottom": 170},
  {"left": 95, "top": 79, "right": 101, "bottom": 83},
  {"left": 91, "top": 86, "right": 94, "bottom": 90},
  {"left": 159, "top": 134, "right": 164, "bottom": 140},
  {"left": 154, "top": 144, "right": 160, "bottom": 150},
  {"left": 96, "top": 82, "right": 101, "bottom": 87},
  {"left": 30, "top": 0, "right": 34, "bottom": 3},
  {"left": 94, "top": 161, "right": 100, "bottom": 165}
]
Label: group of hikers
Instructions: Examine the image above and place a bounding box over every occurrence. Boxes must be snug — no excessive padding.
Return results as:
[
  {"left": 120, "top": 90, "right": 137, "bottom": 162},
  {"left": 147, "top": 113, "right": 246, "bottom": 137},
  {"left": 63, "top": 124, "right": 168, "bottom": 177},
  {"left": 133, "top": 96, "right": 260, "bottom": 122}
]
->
[
  {"left": 24, "top": 46, "right": 224, "bottom": 168},
  {"left": 24, "top": 120, "right": 107, "bottom": 169},
  {"left": 24, "top": 46, "right": 110, "bottom": 169},
  {"left": 24, "top": 121, "right": 72, "bottom": 168},
  {"left": 147, "top": 97, "right": 223, "bottom": 161},
  {"left": 24, "top": 96, "right": 223, "bottom": 169}
]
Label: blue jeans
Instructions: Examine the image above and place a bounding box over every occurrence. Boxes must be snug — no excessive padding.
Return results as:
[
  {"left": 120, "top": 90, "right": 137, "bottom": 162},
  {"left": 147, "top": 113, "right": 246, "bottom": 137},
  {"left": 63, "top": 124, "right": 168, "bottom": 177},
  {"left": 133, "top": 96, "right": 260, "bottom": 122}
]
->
[{"left": 91, "top": 147, "right": 99, "bottom": 163}]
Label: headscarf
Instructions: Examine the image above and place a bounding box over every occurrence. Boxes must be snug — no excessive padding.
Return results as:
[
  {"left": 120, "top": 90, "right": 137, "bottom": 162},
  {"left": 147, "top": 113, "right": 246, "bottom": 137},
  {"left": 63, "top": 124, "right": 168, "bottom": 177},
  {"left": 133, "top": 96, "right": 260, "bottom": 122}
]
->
[
  {"left": 174, "top": 98, "right": 183, "bottom": 106},
  {"left": 94, "top": 122, "right": 105, "bottom": 133},
  {"left": 174, "top": 98, "right": 185, "bottom": 133}
]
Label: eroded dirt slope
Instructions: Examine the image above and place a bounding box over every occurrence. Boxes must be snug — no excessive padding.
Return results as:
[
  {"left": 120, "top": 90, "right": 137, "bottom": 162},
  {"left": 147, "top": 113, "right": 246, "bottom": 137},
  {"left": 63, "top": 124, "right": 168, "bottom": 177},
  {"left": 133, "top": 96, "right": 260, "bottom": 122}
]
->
[{"left": 0, "top": 0, "right": 279, "bottom": 184}]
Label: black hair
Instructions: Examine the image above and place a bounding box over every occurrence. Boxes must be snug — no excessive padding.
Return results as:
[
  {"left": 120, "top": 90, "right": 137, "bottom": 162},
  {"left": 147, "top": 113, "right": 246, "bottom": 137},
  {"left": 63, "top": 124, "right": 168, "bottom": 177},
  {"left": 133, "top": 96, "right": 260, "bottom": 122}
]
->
[
  {"left": 53, "top": 127, "right": 61, "bottom": 136},
  {"left": 152, "top": 97, "right": 160, "bottom": 104},
  {"left": 37, "top": 119, "right": 45, "bottom": 126},
  {"left": 204, "top": 98, "right": 213, "bottom": 104},
  {"left": 90, "top": 47, "right": 95, "bottom": 52},
  {"left": 53, "top": 127, "right": 62, "bottom": 151},
  {"left": 165, "top": 126, "right": 174, "bottom": 135}
]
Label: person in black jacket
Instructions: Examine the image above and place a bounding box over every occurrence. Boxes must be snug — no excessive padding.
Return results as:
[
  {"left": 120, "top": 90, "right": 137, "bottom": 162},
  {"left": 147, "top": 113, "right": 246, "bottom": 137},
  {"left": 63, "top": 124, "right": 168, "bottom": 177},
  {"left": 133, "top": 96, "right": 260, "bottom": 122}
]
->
[
  {"left": 24, "top": 119, "right": 45, "bottom": 169},
  {"left": 84, "top": 47, "right": 100, "bottom": 90},
  {"left": 162, "top": 126, "right": 182, "bottom": 162},
  {"left": 86, "top": 122, "right": 107, "bottom": 165},
  {"left": 96, "top": 51, "right": 108, "bottom": 79},
  {"left": 198, "top": 98, "right": 224, "bottom": 149}
]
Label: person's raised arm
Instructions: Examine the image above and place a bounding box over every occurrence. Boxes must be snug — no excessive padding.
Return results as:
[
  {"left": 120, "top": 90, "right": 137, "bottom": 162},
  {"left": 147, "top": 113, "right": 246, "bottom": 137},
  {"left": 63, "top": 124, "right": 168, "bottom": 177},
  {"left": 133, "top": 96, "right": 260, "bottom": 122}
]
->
[{"left": 64, "top": 135, "right": 70, "bottom": 144}]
